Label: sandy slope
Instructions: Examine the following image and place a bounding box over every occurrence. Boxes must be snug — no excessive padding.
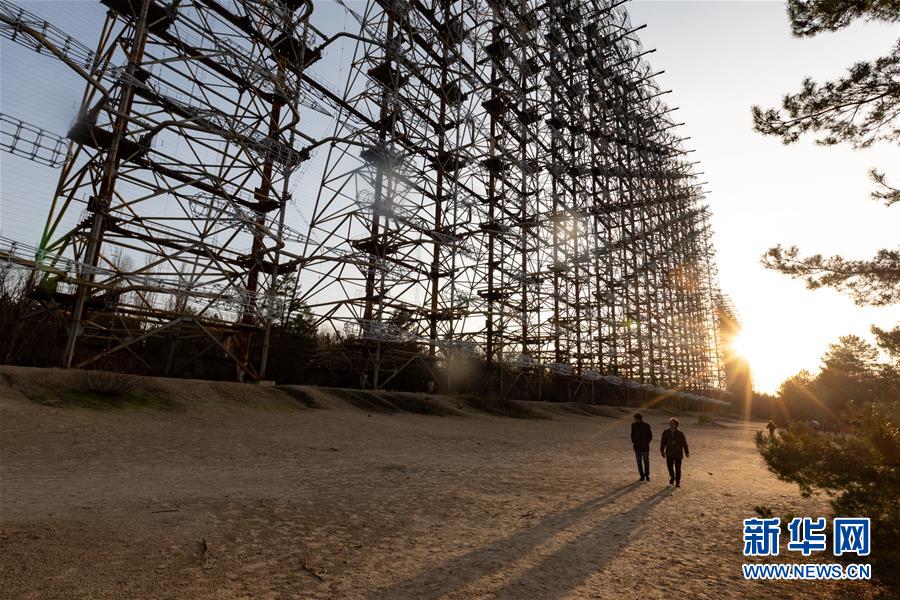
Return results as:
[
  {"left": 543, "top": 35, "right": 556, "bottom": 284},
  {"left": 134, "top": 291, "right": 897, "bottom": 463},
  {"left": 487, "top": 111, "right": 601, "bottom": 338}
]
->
[{"left": 0, "top": 367, "right": 882, "bottom": 599}]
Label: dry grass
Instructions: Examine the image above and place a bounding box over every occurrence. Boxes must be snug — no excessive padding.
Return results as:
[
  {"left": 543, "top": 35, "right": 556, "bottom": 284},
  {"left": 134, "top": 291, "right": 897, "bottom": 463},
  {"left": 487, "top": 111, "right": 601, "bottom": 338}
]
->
[
  {"left": 461, "top": 394, "right": 547, "bottom": 419},
  {"left": 277, "top": 386, "right": 323, "bottom": 408},
  {"left": 77, "top": 370, "right": 137, "bottom": 396},
  {"left": 328, "top": 388, "right": 463, "bottom": 416},
  {"left": 1, "top": 367, "right": 170, "bottom": 409}
]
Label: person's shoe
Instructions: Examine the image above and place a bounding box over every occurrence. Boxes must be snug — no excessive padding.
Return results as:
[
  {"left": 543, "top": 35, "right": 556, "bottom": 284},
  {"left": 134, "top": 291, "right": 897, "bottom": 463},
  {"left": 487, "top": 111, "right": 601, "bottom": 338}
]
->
[
  {"left": 645, "top": 477, "right": 650, "bottom": 482},
  {"left": 669, "top": 477, "right": 674, "bottom": 485},
  {"left": 639, "top": 476, "right": 645, "bottom": 481},
  {"left": 675, "top": 482, "right": 681, "bottom": 488}
]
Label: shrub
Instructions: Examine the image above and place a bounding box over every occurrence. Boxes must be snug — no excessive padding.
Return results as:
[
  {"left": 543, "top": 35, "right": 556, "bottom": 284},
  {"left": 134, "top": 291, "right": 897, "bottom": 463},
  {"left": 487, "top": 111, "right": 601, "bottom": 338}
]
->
[
  {"left": 755, "top": 401, "right": 900, "bottom": 585},
  {"left": 76, "top": 370, "right": 137, "bottom": 397}
]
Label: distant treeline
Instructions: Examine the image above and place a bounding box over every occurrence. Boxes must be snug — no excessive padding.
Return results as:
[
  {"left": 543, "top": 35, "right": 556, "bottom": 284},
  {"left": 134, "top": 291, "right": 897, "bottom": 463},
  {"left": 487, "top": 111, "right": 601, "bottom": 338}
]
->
[{"left": 745, "top": 333, "right": 899, "bottom": 428}]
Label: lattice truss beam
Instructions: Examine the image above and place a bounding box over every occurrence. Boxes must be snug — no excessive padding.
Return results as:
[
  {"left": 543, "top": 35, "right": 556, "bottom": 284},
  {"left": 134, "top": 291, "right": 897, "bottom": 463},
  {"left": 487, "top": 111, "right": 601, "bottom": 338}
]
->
[
  {"left": 298, "top": 0, "right": 726, "bottom": 391},
  {"left": 0, "top": 0, "right": 726, "bottom": 390},
  {"left": 1, "top": 0, "right": 319, "bottom": 377}
]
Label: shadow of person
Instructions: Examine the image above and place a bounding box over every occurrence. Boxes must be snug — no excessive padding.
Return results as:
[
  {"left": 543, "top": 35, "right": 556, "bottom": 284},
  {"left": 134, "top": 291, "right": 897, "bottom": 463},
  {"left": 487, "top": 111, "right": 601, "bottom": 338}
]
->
[
  {"left": 491, "top": 486, "right": 675, "bottom": 599},
  {"left": 367, "top": 480, "right": 645, "bottom": 600}
]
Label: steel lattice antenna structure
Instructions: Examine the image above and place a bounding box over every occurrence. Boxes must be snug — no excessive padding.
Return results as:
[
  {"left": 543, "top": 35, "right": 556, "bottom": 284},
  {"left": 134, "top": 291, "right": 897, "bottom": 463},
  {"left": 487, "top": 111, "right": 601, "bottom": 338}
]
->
[
  {"left": 298, "top": 0, "right": 726, "bottom": 393},
  {"left": 1, "top": 0, "right": 321, "bottom": 378},
  {"left": 0, "top": 0, "right": 727, "bottom": 396}
]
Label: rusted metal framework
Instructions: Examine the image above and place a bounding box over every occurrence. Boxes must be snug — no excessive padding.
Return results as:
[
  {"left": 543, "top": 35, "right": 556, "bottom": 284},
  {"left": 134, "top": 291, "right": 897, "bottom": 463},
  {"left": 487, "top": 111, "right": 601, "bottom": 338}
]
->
[
  {"left": 1, "top": 0, "right": 726, "bottom": 393},
  {"left": 299, "top": 0, "right": 726, "bottom": 392}
]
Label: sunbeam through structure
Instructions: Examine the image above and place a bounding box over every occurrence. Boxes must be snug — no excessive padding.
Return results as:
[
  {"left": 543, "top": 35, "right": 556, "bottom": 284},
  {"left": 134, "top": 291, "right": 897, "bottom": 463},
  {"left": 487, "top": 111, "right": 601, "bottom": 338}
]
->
[{"left": 0, "top": 0, "right": 730, "bottom": 403}]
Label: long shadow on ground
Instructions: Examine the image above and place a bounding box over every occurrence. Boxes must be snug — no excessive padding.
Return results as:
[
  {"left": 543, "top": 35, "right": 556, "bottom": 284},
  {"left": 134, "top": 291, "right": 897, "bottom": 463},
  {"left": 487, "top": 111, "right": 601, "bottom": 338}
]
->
[
  {"left": 367, "top": 480, "right": 650, "bottom": 599},
  {"left": 492, "top": 487, "right": 674, "bottom": 599}
]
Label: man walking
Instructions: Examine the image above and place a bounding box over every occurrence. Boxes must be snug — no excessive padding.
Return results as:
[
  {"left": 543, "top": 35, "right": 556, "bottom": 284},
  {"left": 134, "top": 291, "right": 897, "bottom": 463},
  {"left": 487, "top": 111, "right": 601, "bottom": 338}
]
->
[
  {"left": 631, "top": 413, "right": 653, "bottom": 482},
  {"left": 660, "top": 417, "right": 689, "bottom": 487}
]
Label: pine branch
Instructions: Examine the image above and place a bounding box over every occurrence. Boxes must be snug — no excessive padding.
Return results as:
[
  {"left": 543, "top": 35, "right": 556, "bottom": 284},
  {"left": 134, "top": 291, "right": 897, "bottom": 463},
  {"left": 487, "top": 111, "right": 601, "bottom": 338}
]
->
[
  {"left": 762, "top": 245, "right": 900, "bottom": 306},
  {"left": 870, "top": 168, "right": 900, "bottom": 206},
  {"left": 872, "top": 325, "right": 900, "bottom": 358},
  {"left": 787, "top": 0, "right": 900, "bottom": 37},
  {"left": 752, "top": 42, "right": 900, "bottom": 148}
]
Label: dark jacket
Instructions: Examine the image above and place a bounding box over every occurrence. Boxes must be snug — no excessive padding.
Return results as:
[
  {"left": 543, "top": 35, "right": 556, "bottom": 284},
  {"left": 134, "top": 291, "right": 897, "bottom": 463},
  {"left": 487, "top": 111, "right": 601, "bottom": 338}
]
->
[
  {"left": 631, "top": 421, "right": 653, "bottom": 452},
  {"left": 660, "top": 428, "right": 689, "bottom": 459}
]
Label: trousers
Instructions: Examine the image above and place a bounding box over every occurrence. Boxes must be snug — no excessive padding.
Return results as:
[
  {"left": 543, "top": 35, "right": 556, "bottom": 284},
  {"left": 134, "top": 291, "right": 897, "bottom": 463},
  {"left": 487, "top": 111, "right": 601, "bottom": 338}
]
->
[
  {"left": 634, "top": 449, "right": 650, "bottom": 478},
  {"left": 666, "top": 454, "right": 683, "bottom": 482}
]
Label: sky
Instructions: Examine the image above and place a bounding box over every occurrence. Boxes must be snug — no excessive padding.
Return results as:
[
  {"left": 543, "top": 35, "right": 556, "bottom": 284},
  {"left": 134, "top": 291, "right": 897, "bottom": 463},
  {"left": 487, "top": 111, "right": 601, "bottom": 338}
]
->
[
  {"left": 628, "top": 1, "right": 899, "bottom": 392},
  {"left": 1, "top": 1, "right": 898, "bottom": 393}
]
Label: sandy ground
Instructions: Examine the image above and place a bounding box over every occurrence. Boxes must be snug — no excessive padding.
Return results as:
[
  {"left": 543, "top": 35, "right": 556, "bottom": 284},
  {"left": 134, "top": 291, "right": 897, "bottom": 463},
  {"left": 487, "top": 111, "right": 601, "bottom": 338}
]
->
[{"left": 0, "top": 367, "right": 883, "bottom": 599}]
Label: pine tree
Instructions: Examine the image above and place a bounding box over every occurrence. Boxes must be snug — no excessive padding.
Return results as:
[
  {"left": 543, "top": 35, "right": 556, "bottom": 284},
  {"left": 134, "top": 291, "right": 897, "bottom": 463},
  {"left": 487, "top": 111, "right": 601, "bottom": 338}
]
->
[
  {"left": 757, "top": 329, "right": 900, "bottom": 586},
  {"left": 753, "top": 1, "right": 900, "bottom": 303}
]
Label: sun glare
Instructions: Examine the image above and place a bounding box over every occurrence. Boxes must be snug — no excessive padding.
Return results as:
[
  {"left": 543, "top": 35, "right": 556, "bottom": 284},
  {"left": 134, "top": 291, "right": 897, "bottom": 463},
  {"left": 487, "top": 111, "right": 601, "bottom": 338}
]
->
[
  {"left": 728, "top": 329, "right": 776, "bottom": 392},
  {"left": 729, "top": 331, "right": 756, "bottom": 362},
  {"left": 728, "top": 327, "right": 820, "bottom": 394}
]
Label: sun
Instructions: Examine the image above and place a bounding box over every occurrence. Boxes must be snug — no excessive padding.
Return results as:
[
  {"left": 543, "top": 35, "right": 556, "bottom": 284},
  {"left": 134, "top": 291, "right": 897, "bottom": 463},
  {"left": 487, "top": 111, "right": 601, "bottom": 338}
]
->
[
  {"left": 727, "top": 329, "right": 776, "bottom": 392},
  {"left": 729, "top": 331, "right": 757, "bottom": 362},
  {"left": 727, "top": 328, "right": 818, "bottom": 393}
]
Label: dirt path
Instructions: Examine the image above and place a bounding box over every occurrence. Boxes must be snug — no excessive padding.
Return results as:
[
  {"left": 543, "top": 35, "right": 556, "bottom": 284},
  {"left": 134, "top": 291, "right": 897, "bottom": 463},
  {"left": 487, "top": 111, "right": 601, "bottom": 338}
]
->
[{"left": 0, "top": 370, "right": 878, "bottom": 599}]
